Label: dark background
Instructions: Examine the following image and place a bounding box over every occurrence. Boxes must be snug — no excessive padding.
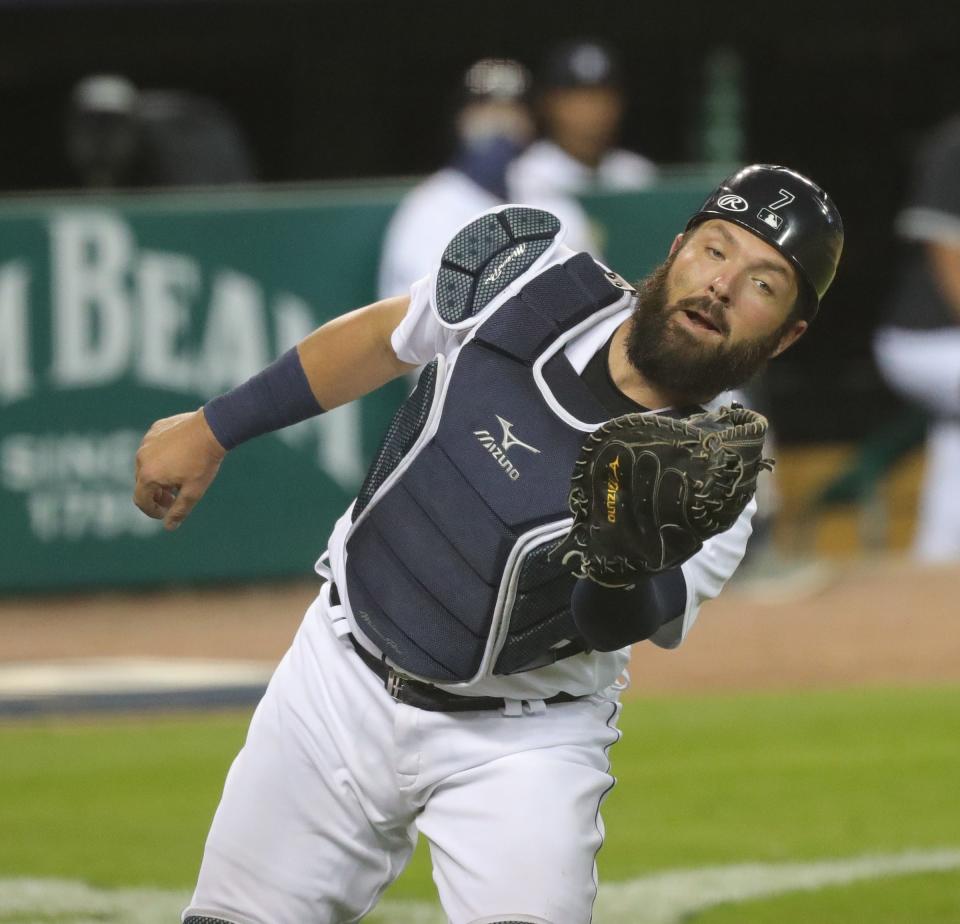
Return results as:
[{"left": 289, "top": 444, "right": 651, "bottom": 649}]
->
[{"left": 1, "top": 0, "right": 958, "bottom": 441}]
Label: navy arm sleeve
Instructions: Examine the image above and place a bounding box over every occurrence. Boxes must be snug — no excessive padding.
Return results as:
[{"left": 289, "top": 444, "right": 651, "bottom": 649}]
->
[
  {"left": 203, "top": 347, "right": 324, "bottom": 450},
  {"left": 571, "top": 568, "right": 687, "bottom": 651}
]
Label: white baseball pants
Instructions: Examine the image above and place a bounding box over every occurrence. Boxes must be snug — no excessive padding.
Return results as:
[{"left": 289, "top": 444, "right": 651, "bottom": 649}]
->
[{"left": 184, "top": 584, "right": 622, "bottom": 924}]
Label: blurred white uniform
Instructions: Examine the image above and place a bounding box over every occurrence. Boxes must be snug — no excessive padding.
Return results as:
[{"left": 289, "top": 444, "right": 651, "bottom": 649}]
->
[{"left": 509, "top": 139, "right": 657, "bottom": 200}]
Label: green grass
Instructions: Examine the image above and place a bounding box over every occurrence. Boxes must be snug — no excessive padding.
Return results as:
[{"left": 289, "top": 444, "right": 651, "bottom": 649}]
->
[
  {"left": 0, "top": 714, "right": 247, "bottom": 888},
  {"left": 600, "top": 685, "right": 960, "bottom": 878},
  {"left": 0, "top": 684, "right": 958, "bottom": 917},
  {"left": 691, "top": 869, "right": 960, "bottom": 923}
]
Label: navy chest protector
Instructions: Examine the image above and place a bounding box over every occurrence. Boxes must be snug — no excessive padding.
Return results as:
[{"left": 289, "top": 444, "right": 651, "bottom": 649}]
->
[{"left": 344, "top": 252, "right": 632, "bottom": 684}]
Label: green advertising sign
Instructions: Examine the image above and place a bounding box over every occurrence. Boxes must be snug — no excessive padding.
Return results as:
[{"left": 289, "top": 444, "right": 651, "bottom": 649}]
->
[{"left": 0, "top": 177, "right": 714, "bottom": 592}]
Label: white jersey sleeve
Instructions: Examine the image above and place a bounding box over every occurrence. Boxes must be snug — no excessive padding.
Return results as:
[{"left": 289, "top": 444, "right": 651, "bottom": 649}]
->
[{"left": 390, "top": 273, "right": 463, "bottom": 366}]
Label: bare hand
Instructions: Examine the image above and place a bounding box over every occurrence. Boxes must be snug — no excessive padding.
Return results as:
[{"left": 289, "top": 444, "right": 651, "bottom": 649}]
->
[{"left": 133, "top": 410, "right": 226, "bottom": 531}]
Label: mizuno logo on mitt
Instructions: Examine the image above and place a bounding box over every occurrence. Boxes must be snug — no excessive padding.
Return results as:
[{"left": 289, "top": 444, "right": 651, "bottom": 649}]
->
[{"left": 606, "top": 455, "right": 621, "bottom": 523}]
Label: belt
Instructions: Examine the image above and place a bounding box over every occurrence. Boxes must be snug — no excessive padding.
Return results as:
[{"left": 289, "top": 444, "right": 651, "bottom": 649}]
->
[{"left": 329, "top": 582, "right": 582, "bottom": 713}]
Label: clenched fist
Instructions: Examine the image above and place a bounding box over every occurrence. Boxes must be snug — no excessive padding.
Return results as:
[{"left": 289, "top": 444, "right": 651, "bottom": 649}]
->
[{"left": 133, "top": 409, "right": 226, "bottom": 531}]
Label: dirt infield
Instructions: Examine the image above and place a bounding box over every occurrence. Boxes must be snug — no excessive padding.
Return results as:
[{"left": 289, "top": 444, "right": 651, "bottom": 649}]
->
[
  {"left": 0, "top": 557, "right": 957, "bottom": 695},
  {"left": 629, "top": 557, "right": 960, "bottom": 694}
]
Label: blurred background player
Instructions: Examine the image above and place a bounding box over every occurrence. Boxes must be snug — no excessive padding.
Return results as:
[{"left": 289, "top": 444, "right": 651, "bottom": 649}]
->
[
  {"left": 65, "top": 73, "right": 257, "bottom": 190},
  {"left": 508, "top": 40, "right": 657, "bottom": 212},
  {"left": 65, "top": 74, "right": 141, "bottom": 189},
  {"left": 874, "top": 113, "right": 960, "bottom": 562},
  {"left": 376, "top": 58, "right": 535, "bottom": 299}
]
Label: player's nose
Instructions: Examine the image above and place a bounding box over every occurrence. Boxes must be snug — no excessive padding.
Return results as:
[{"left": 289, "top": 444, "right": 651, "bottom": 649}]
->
[{"left": 707, "top": 273, "right": 732, "bottom": 304}]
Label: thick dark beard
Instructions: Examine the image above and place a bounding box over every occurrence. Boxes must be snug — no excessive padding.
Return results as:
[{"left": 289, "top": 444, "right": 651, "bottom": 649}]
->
[{"left": 624, "top": 255, "right": 789, "bottom": 403}]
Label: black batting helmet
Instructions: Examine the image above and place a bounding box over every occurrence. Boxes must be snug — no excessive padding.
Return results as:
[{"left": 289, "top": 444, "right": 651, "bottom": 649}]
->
[{"left": 685, "top": 164, "right": 844, "bottom": 318}]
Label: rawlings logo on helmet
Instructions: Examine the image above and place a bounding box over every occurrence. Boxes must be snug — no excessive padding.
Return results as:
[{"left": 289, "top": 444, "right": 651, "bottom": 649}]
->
[{"left": 717, "top": 194, "right": 749, "bottom": 212}]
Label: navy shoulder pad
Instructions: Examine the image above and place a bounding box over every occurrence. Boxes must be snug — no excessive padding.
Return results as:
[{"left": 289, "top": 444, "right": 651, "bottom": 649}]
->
[{"left": 433, "top": 206, "right": 563, "bottom": 327}]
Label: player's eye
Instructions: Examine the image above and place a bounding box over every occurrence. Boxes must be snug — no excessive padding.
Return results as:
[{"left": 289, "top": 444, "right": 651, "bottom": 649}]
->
[
  {"left": 753, "top": 277, "right": 774, "bottom": 295},
  {"left": 706, "top": 246, "right": 724, "bottom": 260}
]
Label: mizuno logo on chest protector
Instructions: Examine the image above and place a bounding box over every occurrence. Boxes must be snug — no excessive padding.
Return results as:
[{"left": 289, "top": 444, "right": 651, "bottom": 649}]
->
[
  {"left": 473, "top": 415, "right": 541, "bottom": 481},
  {"left": 496, "top": 416, "right": 541, "bottom": 454}
]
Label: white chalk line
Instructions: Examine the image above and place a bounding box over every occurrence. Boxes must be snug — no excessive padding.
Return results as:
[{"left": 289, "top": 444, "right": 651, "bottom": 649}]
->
[{"left": 1, "top": 847, "right": 958, "bottom": 923}]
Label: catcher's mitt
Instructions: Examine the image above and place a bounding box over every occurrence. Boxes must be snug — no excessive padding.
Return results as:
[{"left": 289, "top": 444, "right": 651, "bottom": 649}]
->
[{"left": 551, "top": 405, "right": 773, "bottom": 589}]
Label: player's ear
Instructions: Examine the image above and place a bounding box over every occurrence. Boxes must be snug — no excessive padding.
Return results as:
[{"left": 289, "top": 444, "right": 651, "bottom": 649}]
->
[
  {"left": 770, "top": 319, "right": 808, "bottom": 358},
  {"left": 668, "top": 233, "right": 685, "bottom": 257}
]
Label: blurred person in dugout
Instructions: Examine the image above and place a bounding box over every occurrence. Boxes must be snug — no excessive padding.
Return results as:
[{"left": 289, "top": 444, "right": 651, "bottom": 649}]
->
[
  {"left": 65, "top": 73, "right": 256, "bottom": 189},
  {"left": 874, "top": 114, "right": 960, "bottom": 563},
  {"left": 377, "top": 58, "right": 538, "bottom": 299},
  {"left": 507, "top": 38, "right": 658, "bottom": 254}
]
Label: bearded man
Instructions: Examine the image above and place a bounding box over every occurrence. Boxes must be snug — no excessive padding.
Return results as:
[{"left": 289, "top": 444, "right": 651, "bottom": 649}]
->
[{"left": 133, "top": 164, "right": 842, "bottom": 924}]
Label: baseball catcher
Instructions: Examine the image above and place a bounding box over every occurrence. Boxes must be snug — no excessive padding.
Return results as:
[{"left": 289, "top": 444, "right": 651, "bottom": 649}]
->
[
  {"left": 553, "top": 405, "right": 773, "bottom": 589},
  {"left": 133, "top": 162, "right": 843, "bottom": 924}
]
